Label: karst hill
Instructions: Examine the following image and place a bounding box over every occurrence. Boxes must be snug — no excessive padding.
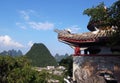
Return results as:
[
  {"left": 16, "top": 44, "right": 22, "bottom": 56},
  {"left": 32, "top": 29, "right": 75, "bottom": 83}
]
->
[{"left": 26, "top": 43, "right": 57, "bottom": 67}]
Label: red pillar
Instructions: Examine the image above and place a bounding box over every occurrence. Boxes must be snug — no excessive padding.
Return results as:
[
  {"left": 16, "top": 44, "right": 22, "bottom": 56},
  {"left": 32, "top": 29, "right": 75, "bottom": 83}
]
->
[{"left": 74, "top": 46, "right": 80, "bottom": 56}]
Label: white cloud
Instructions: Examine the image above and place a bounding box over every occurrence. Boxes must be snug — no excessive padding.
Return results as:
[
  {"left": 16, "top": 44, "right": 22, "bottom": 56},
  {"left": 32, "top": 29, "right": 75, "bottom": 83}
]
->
[
  {"left": 28, "top": 41, "right": 33, "bottom": 47},
  {"left": 28, "top": 21, "right": 54, "bottom": 30},
  {"left": 18, "top": 10, "right": 55, "bottom": 30},
  {"left": 0, "top": 35, "right": 24, "bottom": 48},
  {"left": 19, "top": 10, "right": 30, "bottom": 21},
  {"left": 16, "top": 22, "right": 27, "bottom": 29}
]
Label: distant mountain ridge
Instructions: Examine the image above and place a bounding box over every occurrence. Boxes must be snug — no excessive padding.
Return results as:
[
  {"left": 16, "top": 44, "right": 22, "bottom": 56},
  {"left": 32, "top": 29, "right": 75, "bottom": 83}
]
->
[
  {"left": 0, "top": 49, "right": 23, "bottom": 56},
  {"left": 26, "top": 43, "right": 57, "bottom": 67},
  {"left": 54, "top": 53, "right": 69, "bottom": 62}
]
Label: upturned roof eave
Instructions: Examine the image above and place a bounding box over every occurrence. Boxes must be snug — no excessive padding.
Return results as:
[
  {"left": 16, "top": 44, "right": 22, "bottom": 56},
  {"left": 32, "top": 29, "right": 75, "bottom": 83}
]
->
[
  {"left": 55, "top": 29, "right": 114, "bottom": 47},
  {"left": 58, "top": 37, "right": 108, "bottom": 47}
]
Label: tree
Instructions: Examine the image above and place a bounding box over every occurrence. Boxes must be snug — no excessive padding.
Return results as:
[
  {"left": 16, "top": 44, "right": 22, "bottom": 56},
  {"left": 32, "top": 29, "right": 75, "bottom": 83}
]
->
[
  {"left": 83, "top": 0, "right": 120, "bottom": 46},
  {"left": 0, "top": 56, "right": 45, "bottom": 83},
  {"left": 59, "top": 55, "right": 73, "bottom": 77},
  {"left": 83, "top": 2, "right": 110, "bottom": 31},
  {"left": 108, "top": 0, "right": 120, "bottom": 46},
  {"left": 109, "top": 0, "right": 120, "bottom": 27}
]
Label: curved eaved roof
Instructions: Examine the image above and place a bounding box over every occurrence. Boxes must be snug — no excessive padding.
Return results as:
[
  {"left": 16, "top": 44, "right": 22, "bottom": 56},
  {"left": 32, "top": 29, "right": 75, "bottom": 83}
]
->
[{"left": 55, "top": 29, "right": 114, "bottom": 44}]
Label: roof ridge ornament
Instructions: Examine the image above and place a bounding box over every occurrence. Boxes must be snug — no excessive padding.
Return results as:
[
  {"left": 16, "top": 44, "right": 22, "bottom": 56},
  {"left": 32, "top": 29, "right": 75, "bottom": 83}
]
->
[
  {"left": 65, "top": 28, "right": 71, "bottom": 33},
  {"left": 94, "top": 27, "right": 99, "bottom": 31},
  {"left": 92, "top": 27, "right": 99, "bottom": 34}
]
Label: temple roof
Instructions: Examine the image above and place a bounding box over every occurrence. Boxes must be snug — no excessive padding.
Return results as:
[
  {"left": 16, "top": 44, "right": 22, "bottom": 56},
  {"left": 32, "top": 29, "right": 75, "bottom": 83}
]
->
[{"left": 55, "top": 29, "right": 114, "bottom": 46}]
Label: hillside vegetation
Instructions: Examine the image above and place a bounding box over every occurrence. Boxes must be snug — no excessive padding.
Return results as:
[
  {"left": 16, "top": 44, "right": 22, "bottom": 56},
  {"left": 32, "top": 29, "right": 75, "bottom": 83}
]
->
[{"left": 26, "top": 43, "right": 57, "bottom": 67}]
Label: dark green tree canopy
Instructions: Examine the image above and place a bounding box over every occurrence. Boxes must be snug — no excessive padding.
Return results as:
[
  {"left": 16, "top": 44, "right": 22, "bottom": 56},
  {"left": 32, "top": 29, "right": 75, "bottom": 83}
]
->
[
  {"left": 83, "top": 1, "right": 120, "bottom": 31},
  {"left": 84, "top": 3, "right": 107, "bottom": 21},
  {"left": 83, "top": 0, "right": 120, "bottom": 46},
  {"left": 0, "top": 56, "right": 43, "bottom": 83},
  {"left": 109, "top": 0, "right": 120, "bottom": 27},
  {"left": 83, "top": 3, "right": 109, "bottom": 31}
]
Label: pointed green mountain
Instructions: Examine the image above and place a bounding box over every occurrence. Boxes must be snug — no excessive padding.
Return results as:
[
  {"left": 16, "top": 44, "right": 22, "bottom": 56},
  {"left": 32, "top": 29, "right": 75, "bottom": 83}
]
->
[{"left": 26, "top": 43, "right": 57, "bottom": 67}]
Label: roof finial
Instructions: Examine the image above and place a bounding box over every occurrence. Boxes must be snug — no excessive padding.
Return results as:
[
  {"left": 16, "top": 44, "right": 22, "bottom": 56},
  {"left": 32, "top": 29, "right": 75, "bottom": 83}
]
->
[
  {"left": 94, "top": 27, "right": 99, "bottom": 31},
  {"left": 92, "top": 27, "right": 99, "bottom": 34},
  {"left": 65, "top": 28, "right": 71, "bottom": 34}
]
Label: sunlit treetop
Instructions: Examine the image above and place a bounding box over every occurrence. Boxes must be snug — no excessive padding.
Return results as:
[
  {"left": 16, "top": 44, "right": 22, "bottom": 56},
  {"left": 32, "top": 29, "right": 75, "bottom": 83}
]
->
[{"left": 83, "top": 1, "right": 120, "bottom": 31}]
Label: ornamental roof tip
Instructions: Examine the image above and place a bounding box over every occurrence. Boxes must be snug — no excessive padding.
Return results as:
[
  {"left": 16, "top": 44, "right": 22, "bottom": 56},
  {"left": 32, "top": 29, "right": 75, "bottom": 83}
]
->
[
  {"left": 54, "top": 29, "right": 71, "bottom": 34},
  {"left": 54, "top": 29, "right": 64, "bottom": 34},
  {"left": 54, "top": 29, "right": 59, "bottom": 33}
]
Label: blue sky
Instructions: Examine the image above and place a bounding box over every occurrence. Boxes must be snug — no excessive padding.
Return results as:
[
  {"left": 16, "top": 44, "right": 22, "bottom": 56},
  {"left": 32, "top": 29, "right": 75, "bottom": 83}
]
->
[{"left": 0, "top": 0, "right": 117, "bottom": 55}]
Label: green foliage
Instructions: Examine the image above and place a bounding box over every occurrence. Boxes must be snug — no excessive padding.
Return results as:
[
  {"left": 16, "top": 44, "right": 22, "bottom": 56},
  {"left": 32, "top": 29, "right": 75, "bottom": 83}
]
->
[
  {"left": 49, "top": 74, "right": 64, "bottom": 83},
  {"left": 83, "top": 1, "right": 119, "bottom": 30},
  {"left": 83, "top": 2, "right": 111, "bottom": 30},
  {"left": 109, "top": 0, "right": 120, "bottom": 27},
  {"left": 0, "top": 55, "right": 46, "bottom": 83},
  {"left": 84, "top": 3, "right": 107, "bottom": 21},
  {"left": 106, "top": 0, "right": 120, "bottom": 46},
  {"left": 7, "top": 67, "right": 41, "bottom": 83},
  {"left": 84, "top": 0, "right": 120, "bottom": 46},
  {"left": 59, "top": 55, "right": 73, "bottom": 77},
  {"left": 26, "top": 43, "right": 57, "bottom": 67},
  {"left": 36, "top": 70, "right": 48, "bottom": 83}
]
